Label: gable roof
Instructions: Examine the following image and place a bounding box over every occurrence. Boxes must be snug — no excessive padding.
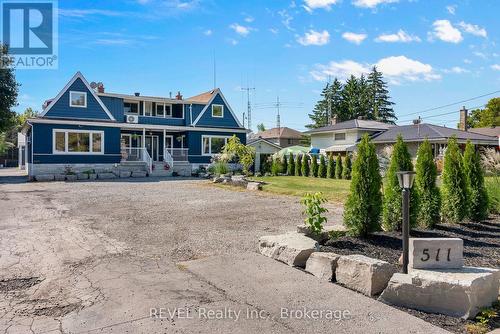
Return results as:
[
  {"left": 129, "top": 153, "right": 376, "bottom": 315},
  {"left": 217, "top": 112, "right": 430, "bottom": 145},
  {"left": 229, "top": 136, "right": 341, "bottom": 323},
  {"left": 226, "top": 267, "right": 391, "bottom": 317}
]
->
[
  {"left": 371, "top": 123, "right": 498, "bottom": 144},
  {"left": 186, "top": 90, "right": 217, "bottom": 104},
  {"left": 39, "top": 72, "right": 116, "bottom": 121},
  {"left": 191, "top": 88, "right": 243, "bottom": 128},
  {"left": 255, "top": 127, "right": 303, "bottom": 139},
  {"left": 305, "top": 119, "right": 393, "bottom": 134},
  {"left": 247, "top": 137, "right": 282, "bottom": 149}
]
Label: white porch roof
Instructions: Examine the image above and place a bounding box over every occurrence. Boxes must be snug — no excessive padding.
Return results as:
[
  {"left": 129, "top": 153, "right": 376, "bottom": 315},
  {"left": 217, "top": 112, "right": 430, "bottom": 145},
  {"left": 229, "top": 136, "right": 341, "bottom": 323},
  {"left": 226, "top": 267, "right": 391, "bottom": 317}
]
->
[{"left": 324, "top": 144, "right": 356, "bottom": 152}]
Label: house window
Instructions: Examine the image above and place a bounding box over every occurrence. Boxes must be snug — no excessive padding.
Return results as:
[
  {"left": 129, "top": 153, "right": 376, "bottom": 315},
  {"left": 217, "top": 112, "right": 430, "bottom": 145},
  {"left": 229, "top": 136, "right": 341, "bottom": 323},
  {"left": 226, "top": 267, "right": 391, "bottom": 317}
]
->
[
  {"left": 69, "top": 91, "right": 87, "bottom": 108},
  {"left": 156, "top": 103, "right": 164, "bottom": 117},
  {"left": 165, "top": 105, "right": 172, "bottom": 117},
  {"left": 124, "top": 102, "right": 139, "bottom": 114},
  {"left": 144, "top": 101, "right": 153, "bottom": 116},
  {"left": 53, "top": 130, "right": 104, "bottom": 154},
  {"left": 212, "top": 104, "right": 224, "bottom": 118},
  {"left": 202, "top": 136, "right": 229, "bottom": 155},
  {"left": 335, "top": 133, "right": 346, "bottom": 141}
]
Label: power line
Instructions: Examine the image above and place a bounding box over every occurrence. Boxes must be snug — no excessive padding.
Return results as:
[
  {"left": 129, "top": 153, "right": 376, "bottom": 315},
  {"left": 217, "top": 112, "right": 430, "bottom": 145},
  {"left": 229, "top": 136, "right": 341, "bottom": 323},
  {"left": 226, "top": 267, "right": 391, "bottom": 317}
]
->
[{"left": 398, "top": 104, "right": 486, "bottom": 123}]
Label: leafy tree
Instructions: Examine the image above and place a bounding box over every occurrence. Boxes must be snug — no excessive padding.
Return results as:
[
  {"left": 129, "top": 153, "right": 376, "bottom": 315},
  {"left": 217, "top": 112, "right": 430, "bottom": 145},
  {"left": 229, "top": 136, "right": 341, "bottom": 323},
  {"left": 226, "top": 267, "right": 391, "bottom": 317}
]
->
[
  {"left": 301, "top": 154, "right": 310, "bottom": 177},
  {"left": 311, "top": 155, "right": 318, "bottom": 177},
  {"left": 382, "top": 135, "right": 416, "bottom": 231},
  {"left": 318, "top": 155, "right": 327, "bottom": 178},
  {"left": 327, "top": 154, "right": 335, "bottom": 178},
  {"left": 17, "top": 107, "right": 37, "bottom": 125},
  {"left": 367, "top": 66, "right": 396, "bottom": 124},
  {"left": 415, "top": 139, "right": 440, "bottom": 228},
  {"left": 463, "top": 140, "right": 489, "bottom": 221},
  {"left": 295, "top": 154, "right": 302, "bottom": 176},
  {"left": 281, "top": 155, "right": 288, "bottom": 174},
  {"left": 287, "top": 154, "right": 295, "bottom": 176},
  {"left": 466, "top": 98, "right": 500, "bottom": 128},
  {"left": 0, "top": 45, "right": 19, "bottom": 133},
  {"left": 0, "top": 132, "right": 14, "bottom": 154},
  {"left": 221, "top": 135, "right": 255, "bottom": 174},
  {"left": 441, "top": 136, "right": 468, "bottom": 224},
  {"left": 335, "top": 155, "right": 343, "bottom": 179},
  {"left": 257, "top": 123, "right": 266, "bottom": 132},
  {"left": 342, "top": 154, "right": 352, "bottom": 179},
  {"left": 343, "top": 134, "right": 383, "bottom": 237}
]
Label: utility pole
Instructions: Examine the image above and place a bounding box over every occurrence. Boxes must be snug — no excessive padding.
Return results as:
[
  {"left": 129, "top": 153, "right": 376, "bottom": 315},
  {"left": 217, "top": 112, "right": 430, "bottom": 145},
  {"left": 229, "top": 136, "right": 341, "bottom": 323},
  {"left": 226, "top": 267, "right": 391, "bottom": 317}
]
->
[
  {"left": 241, "top": 86, "right": 255, "bottom": 131},
  {"left": 276, "top": 96, "right": 281, "bottom": 131}
]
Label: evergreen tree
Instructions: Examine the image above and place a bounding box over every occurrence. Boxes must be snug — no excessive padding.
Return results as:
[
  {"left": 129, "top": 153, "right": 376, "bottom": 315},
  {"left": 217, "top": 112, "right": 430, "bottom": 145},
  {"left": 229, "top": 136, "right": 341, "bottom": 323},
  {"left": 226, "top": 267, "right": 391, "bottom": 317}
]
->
[
  {"left": 441, "top": 137, "right": 468, "bottom": 224},
  {"left": 327, "top": 154, "right": 335, "bottom": 179},
  {"left": 463, "top": 140, "right": 489, "bottom": 221},
  {"left": 306, "top": 84, "right": 330, "bottom": 129},
  {"left": 382, "top": 135, "right": 416, "bottom": 231},
  {"left": 301, "top": 154, "right": 310, "bottom": 177},
  {"left": 307, "top": 79, "right": 345, "bottom": 128},
  {"left": 342, "top": 154, "right": 352, "bottom": 179},
  {"left": 415, "top": 139, "right": 441, "bottom": 228},
  {"left": 295, "top": 154, "right": 302, "bottom": 176},
  {"left": 367, "top": 66, "right": 396, "bottom": 124},
  {"left": 329, "top": 78, "right": 345, "bottom": 122},
  {"left": 341, "top": 75, "right": 360, "bottom": 120},
  {"left": 311, "top": 156, "right": 318, "bottom": 177},
  {"left": 358, "top": 74, "right": 371, "bottom": 119},
  {"left": 318, "top": 155, "right": 327, "bottom": 178},
  {"left": 343, "top": 134, "right": 383, "bottom": 237},
  {"left": 335, "top": 155, "right": 343, "bottom": 179},
  {"left": 282, "top": 155, "right": 288, "bottom": 175},
  {"left": 287, "top": 154, "right": 295, "bottom": 176}
]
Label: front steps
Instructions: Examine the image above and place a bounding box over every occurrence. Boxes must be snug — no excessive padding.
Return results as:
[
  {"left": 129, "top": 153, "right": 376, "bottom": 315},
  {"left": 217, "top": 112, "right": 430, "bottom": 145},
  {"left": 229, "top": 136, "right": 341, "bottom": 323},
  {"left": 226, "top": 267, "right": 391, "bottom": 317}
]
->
[{"left": 120, "top": 161, "right": 192, "bottom": 177}]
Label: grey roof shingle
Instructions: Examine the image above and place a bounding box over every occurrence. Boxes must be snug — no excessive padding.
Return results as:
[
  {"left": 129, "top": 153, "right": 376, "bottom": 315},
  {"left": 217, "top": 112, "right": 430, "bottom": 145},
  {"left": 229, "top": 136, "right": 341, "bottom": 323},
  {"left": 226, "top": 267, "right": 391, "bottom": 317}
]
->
[
  {"left": 371, "top": 123, "right": 498, "bottom": 144},
  {"left": 305, "top": 119, "right": 394, "bottom": 134}
]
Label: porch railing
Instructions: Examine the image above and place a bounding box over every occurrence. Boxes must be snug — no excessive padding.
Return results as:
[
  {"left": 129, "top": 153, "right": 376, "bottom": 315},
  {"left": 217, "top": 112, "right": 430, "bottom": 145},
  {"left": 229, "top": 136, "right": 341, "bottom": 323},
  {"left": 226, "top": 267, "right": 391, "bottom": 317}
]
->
[
  {"left": 163, "top": 148, "right": 174, "bottom": 168},
  {"left": 121, "top": 147, "right": 153, "bottom": 174},
  {"left": 165, "top": 148, "right": 189, "bottom": 162}
]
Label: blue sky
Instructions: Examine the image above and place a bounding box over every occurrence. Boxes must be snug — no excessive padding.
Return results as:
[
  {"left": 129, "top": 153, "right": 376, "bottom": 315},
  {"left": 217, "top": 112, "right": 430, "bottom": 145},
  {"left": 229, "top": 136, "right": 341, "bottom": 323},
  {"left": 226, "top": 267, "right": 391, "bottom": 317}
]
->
[{"left": 14, "top": 0, "right": 500, "bottom": 131}]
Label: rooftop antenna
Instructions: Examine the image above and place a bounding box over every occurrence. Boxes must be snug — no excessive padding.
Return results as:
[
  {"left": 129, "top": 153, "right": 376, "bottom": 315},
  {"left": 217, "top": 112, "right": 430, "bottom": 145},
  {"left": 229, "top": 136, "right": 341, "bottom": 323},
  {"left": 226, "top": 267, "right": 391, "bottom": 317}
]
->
[{"left": 241, "top": 82, "right": 255, "bottom": 131}]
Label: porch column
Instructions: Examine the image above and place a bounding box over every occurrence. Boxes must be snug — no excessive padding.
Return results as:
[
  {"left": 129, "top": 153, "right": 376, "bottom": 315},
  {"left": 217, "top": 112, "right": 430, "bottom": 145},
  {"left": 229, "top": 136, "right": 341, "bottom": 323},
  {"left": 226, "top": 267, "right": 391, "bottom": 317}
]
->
[
  {"left": 163, "top": 129, "right": 166, "bottom": 159},
  {"left": 142, "top": 128, "right": 146, "bottom": 149}
]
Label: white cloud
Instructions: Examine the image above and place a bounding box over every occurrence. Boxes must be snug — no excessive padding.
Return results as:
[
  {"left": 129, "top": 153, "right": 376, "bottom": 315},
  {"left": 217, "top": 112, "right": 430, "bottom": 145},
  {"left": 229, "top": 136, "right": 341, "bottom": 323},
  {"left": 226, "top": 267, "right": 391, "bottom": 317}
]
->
[
  {"left": 310, "top": 56, "right": 440, "bottom": 84},
  {"left": 244, "top": 15, "right": 254, "bottom": 23},
  {"left": 342, "top": 32, "right": 367, "bottom": 45},
  {"left": 473, "top": 51, "right": 487, "bottom": 59},
  {"left": 375, "top": 30, "right": 421, "bottom": 43},
  {"left": 491, "top": 64, "right": 500, "bottom": 71},
  {"left": 269, "top": 28, "right": 279, "bottom": 35},
  {"left": 59, "top": 9, "right": 125, "bottom": 17},
  {"left": 204, "top": 29, "right": 213, "bottom": 36},
  {"left": 229, "top": 23, "right": 252, "bottom": 37},
  {"left": 227, "top": 38, "right": 238, "bottom": 46},
  {"left": 430, "top": 19, "right": 462, "bottom": 43},
  {"left": 278, "top": 9, "right": 294, "bottom": 31},
  {"left": 297, "top": 29, "right": 330, "bottom": 46},
  {"left": 458, "top": 21, "right": 487, "bottom": 38},
  {"left": 303, "top": 0, "right": 338, "bottom": 10},
  {"left": 463, "top": 59, "right": 472, "bottom": 64},
  {"left": 352, "top": 0, "right": 398, "bottom": 9},
  {"left": 446, "top": 5, "right": 456, "bottom": 15},
  {"left": 443, "top": 66, "right": 469, "bottom": 74}
]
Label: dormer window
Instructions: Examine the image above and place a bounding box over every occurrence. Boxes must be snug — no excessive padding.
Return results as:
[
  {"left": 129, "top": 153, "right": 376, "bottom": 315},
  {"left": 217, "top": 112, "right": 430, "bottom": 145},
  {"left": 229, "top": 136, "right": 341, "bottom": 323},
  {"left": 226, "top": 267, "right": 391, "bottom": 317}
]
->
[
  {"left": 212, "top": 104, "right": 224, "bottom": 118},
  {"left": 69, "top": 91, "right": 87, "bottom": 108}
]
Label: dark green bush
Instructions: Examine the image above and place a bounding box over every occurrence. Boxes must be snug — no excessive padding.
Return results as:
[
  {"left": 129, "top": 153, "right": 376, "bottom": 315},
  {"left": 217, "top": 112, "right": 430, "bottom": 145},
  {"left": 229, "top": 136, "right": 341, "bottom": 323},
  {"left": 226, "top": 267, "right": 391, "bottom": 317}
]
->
[
  {"left": 415, "top": 139, "right": 440, "bottom": 228},
  {"left": 327, "top": 155, "right": 335, "bottom": 178},
  {"left": 343, "top": 154, "right": 352, "bottom": 179},
  {"left": 463, "top": 140, "right": 489, "bottom": 221},
  {"left": 281, "top": 155, "right": 288, "bottom": 175},
  {"left": 311, "top": 156, "right": 318, "bottom": 177},
  {"left": 335, "top": 155, "right": 343, "bottom": 179},
  {"left": 301, "top": 154, "right": 310, "bottom": 177},
  {"left": 318, "top": 155, "right": 327, "bottom": 178},
  {"left": 271, "top": 158, "right": 283, "bottom": 176},
  {"left": 287, "top": 154, "right": 295, "bottom": 176},
  {"left": 295, "top": 154, "right": 302, "bottom": 176}
]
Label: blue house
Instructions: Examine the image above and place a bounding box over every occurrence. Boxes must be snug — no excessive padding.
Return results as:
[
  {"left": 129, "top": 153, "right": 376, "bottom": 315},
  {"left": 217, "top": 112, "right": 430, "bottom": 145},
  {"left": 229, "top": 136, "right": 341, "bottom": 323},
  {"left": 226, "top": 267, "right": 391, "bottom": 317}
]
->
[{"left": 21, "top": 72, "right": 247, "bottom": 178}]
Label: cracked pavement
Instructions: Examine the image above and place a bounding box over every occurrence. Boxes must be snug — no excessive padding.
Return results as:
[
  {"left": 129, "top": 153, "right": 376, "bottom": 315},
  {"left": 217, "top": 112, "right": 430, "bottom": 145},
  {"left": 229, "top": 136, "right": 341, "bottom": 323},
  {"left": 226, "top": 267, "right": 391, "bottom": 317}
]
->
[{"left": 0, "top": 169, "right": 446, "bottom": 333}]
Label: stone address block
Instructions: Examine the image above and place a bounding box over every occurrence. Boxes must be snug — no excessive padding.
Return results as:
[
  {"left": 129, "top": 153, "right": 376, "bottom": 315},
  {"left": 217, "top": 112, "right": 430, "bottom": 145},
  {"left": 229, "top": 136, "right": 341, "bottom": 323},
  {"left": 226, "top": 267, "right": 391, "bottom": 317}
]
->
[{"left": 409, "top": 238, "right": 463, "bottom": 270}]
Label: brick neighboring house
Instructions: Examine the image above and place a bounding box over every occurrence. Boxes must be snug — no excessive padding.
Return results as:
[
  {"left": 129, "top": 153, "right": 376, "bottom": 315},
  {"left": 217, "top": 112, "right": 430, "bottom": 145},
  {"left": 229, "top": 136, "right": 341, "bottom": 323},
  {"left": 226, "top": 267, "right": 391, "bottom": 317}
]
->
[{"left": 252, "top": 127, "right": 304, "bottom": 148}]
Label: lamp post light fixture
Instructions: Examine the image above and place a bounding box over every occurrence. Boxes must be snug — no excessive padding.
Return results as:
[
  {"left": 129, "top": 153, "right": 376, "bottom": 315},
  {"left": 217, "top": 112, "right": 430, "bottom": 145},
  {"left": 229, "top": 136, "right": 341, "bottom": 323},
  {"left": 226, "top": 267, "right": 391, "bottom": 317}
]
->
[{"left": 396, "top": 171, "right": 416, "bottom": 274}]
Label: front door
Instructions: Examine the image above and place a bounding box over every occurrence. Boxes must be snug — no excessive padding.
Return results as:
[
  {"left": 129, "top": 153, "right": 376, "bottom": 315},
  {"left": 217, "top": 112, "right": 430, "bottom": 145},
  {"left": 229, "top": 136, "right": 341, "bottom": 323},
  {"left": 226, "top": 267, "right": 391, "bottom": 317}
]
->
[
  {"left": 165, "top": 135, "right": 173, "bottom": 154},
  {"left": 145, "top": 135, "right": 159, "bottom": 161}
]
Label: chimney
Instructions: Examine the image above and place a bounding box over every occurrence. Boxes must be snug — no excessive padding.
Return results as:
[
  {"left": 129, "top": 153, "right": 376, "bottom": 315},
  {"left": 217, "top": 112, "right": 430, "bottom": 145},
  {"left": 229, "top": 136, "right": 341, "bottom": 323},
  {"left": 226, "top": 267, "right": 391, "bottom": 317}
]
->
[
  {"left": 134, "top": 92, "right": 140, "bottom": 97},
  {"left": 330, "top": 115, "right": 338, "bottom": 125},
  {"left": 169, "top": 92, "right": 172, "bottom": 99},
  {"left": 459, "top": 106, "right": 468, "bottom": 131},
  {"left": 175, "top": 91, "right": 183, "bottom": 100},
  {"left": 97, "top": 82, "right": 105, "bottom": 94}
]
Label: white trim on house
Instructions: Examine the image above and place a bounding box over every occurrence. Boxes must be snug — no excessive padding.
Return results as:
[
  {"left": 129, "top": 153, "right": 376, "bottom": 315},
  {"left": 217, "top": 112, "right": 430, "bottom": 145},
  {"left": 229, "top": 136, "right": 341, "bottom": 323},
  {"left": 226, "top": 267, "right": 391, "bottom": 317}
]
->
[
  {"left": 211, "top": 104, "right": 224, "bottom": 118},
  {"left": 39, "top": 72, "right": 116, "bottom": 121},
  {"left": 192, "top": 89, "right": 243, "bottom": 128},
  {"left": 28, "top": 118, "right": 248, "bottom": 133},
  {"left": 69, "top": 91, "right": 87, "bottom": 108},
  {"left": 52, "top": 129, "right": 105, "bottom": 155},
  {"left": 247, "top": 137, "right": 282, "bottom": 150},
  {"left": 201, "top": 135, "right": 232, "bottom": 156}
]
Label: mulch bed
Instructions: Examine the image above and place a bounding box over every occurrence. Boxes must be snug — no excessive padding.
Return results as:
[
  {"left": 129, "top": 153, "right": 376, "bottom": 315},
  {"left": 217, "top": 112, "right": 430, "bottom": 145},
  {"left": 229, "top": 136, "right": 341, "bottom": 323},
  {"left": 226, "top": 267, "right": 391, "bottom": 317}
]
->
[{"left": 319, "top": 216, "right": 500, "bottom": 334}]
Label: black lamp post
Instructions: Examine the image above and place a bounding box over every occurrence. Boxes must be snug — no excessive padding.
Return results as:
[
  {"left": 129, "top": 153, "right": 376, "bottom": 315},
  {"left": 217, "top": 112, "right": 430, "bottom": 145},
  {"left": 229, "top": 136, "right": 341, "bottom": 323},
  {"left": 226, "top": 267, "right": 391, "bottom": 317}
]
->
[{"left": 396, "top": 171, "right": 416, "bottom": 274}]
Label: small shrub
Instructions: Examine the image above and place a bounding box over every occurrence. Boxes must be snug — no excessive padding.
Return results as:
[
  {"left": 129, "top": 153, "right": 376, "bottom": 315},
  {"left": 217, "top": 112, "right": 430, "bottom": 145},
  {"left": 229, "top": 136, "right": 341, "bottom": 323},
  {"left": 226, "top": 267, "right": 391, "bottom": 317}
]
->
[
  {"left": 281, "top": 155, "right": 288, "bottom": 175},
  {"left": 415, "top": 139, "right": 440, "bottom": 228},
  {"left": 213, "top": 161, "right": 230, "bottom": 176},
  {"left": 271, "top": 158, "right": 283, "bottom": 176},
  {"left": 465, "top": 324, "right": 488, "bottom": 334},
  {"left": 287, "top": 154, "right": 295, "bottom": 176},
  {"left": 463, "top": 140, "right": 489, "bottom": 221},
  {"left": 335, "top": 155, "right": 343, "bottom": 179},
  {"left": 301, "top": 192, "right": 328, "bottom": 235},
  {"left": 476, "top": 307, "right": 497, "bottom": 326},
  {"left": 327, "top": 155, "right": 335, "bottom": 179},
  {"left": 318, "top": 155, "right": 327, "bottom": 178},
  {"left": 295, "top": 154, "right": 302, "bottom": 176},
  {"left": 343, "top": 154, "right": 352, "bottom": 179},
  {"left": 301, "top": 154, "right": 310, "bottom": 177},
  {"left": 441, "top": 136, "right": 468, "bottom": 224},
  {"left": 485, "top": 176, "right": 500, "bottom": 214},
  {"left": 311, "top": 156, "right": 318, "bottom": 177}
]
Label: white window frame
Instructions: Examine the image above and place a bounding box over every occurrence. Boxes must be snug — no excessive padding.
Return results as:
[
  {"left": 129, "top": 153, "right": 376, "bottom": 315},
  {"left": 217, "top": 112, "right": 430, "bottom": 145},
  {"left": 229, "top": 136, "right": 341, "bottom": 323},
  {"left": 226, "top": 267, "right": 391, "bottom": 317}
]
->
[
  {"left": 52, "top": 129, "right": 105, "bottom": 155},
  {"left": 124, "top": 101, "right": 140, "bottom": 115},
  {"left": 334, "top": 132, "right": 346, "bottom": 141},
  {"left": 69, "top": 91, "right": 87, "bottom": 108},
  {"left": 201, "top": 135, "right": 231, "bottom": 156},
  {"left": 211, "top": 104, "right": 224, "bottom": 118}
]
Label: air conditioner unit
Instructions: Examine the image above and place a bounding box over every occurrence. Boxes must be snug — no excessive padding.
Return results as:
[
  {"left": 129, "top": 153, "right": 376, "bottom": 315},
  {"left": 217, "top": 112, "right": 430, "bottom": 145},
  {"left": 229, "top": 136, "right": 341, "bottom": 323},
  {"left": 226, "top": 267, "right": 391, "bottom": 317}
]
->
[{"left": 126, "top": 115, "right": 139, "bottom": 123}]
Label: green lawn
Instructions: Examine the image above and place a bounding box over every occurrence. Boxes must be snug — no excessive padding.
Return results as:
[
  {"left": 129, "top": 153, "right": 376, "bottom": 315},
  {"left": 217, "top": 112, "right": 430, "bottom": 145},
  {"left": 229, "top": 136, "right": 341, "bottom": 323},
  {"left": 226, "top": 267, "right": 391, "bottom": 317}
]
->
[{"left": 250, "top": 176, "right": 351, "bottom": 203}]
